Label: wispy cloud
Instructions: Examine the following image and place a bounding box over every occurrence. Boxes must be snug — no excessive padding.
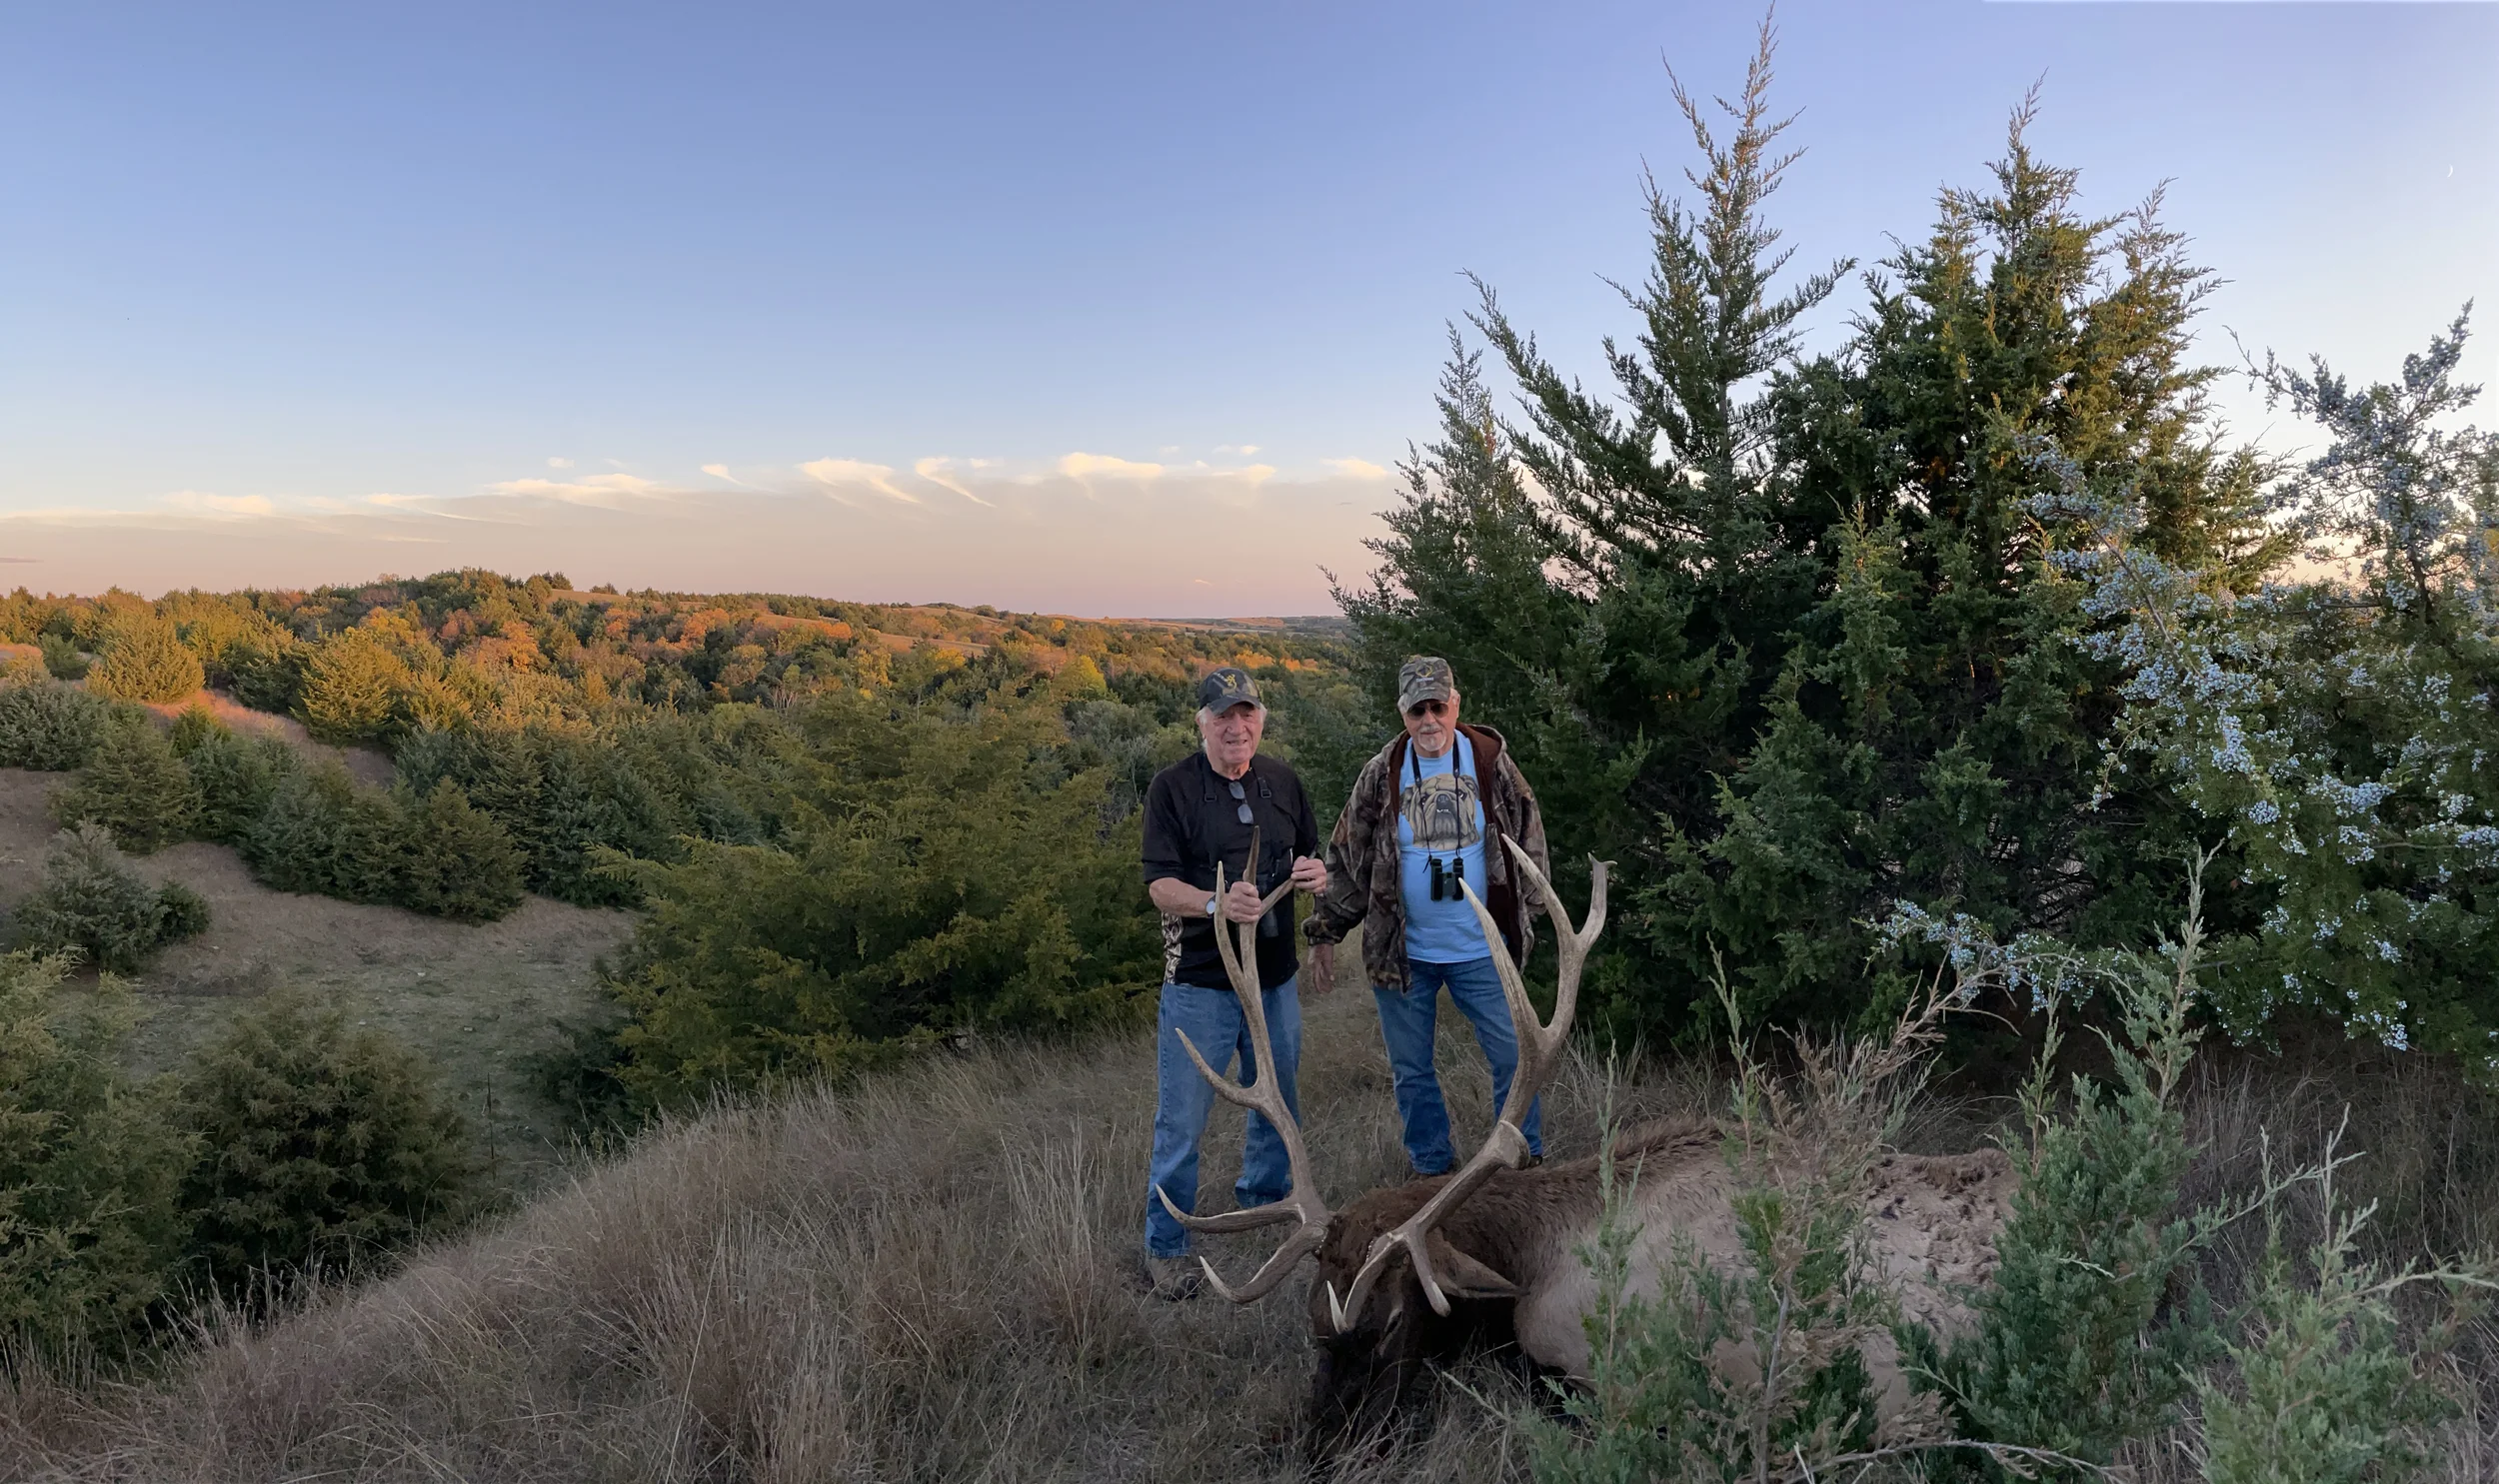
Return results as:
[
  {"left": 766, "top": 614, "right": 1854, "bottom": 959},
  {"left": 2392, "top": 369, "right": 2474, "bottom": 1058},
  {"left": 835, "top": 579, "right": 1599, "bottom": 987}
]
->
[
  {"left": 1216, "top": 444, "right": 1261, "bottom": 457},
  {"left": 546, "top": 457, "right": 574, "bottom": 470},
  {"left": 702, "top": 463, "right": 763, "bottom": 490},
  {"left": 484, "top": 472, "right": 662, "bottom": 507},
  {"left": 1321, "top": 457, "right": 1391, "bottom": 480},
  {"left": 801, "top": 458, "right": 919, "bottom": 504},
  {"left": 1059, "top": 452, "right": 1165, "bottom": 481},
  {"left": 913, "top": 457, "right": 996, "bottom": 507},
  {"left": 162, "top": 491, "right": 276, "bottom": 517}
]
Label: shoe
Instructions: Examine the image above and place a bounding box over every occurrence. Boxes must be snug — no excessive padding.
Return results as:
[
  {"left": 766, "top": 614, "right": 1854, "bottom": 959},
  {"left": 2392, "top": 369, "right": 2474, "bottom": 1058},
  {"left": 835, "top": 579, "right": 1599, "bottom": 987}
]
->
[
  {"left": 1520, "top": 1154, "right": 1544, "bottom": 1169},
  {"left": 1144, "top": 1252, "right": 1203, "bottom": 1302}
]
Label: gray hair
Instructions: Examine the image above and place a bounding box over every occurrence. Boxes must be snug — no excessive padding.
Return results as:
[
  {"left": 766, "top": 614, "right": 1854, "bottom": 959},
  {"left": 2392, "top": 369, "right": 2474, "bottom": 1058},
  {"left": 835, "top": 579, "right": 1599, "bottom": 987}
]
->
[{"left": 1198, "top": 702, "right": 1265, "bottom": 728}]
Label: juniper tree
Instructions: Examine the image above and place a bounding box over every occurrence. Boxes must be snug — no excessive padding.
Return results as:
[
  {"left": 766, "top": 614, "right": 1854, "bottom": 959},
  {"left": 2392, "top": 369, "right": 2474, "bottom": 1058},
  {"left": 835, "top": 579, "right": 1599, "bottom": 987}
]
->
[
  {"left": 177, "top": 990, "right": 477, "bottom": 1297},
  {"left": 0, "top": 952, "right": 192, "bottom": 1354},
  {"left": 1354, "top": 34, "right": 2283, "bottom": 1038},
  {"left": 87, "top": 615, "right": 204, "bottom": 704},
  {"left": 2045, "top": 312, "right": 2499, "bottom": 1063},
  {"left": 50, "top": 720, "right": 198, "bottom": 853}
]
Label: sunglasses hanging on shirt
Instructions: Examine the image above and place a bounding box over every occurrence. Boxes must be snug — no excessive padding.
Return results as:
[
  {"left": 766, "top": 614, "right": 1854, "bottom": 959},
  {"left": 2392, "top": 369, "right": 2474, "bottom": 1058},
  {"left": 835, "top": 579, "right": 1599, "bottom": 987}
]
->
[{"left": 1227, "top": 778, "right": 1252, "bottom": 824}]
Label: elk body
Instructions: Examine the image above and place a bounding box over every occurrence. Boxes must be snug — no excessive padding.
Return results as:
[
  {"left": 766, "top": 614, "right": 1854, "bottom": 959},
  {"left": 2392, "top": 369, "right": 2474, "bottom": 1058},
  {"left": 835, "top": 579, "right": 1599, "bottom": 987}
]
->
[{"left": 1164, "top": 837, "right": 2019, "bottom": 1459}]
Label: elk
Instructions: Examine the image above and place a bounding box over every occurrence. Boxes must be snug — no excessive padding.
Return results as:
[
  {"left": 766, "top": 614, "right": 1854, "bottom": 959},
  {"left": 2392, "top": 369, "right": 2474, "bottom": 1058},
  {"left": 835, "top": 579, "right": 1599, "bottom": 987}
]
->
[{"left": 1159, "top": 836, "right": 2018, "bottom": 1457}]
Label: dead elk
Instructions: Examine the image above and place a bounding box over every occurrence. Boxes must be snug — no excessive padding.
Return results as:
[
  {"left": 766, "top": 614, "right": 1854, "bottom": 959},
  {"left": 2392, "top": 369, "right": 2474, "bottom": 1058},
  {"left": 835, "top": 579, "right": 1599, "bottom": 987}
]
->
[{"left": 1159, "top": 840, "right": 2019, "bottom": 1460}]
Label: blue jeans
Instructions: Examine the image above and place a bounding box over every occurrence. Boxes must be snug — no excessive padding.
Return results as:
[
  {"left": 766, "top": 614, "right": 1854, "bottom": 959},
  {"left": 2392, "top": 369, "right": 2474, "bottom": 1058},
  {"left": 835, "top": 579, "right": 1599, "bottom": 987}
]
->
[
  {"left": 1143, "top": 976, "right": 1303, "bottom": 1259},
  {"left": 1373, "top": 956, "right": 1543, "bottom": 1174}
]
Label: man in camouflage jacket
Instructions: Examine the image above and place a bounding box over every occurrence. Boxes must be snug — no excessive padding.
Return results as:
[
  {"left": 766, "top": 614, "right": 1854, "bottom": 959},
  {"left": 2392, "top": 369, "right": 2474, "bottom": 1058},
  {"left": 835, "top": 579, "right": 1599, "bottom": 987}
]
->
[{"left": 1304, "top": 657, "right": 1551, "bottom": 1173}]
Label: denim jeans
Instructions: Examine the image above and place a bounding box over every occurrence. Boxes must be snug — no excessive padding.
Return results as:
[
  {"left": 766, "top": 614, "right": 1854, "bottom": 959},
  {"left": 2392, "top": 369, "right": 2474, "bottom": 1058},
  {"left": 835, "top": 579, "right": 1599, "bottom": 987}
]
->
[
  {"left": 1143, "top": 975, "right": 1303, "bottom": 1259},
  {"left": 1372, "top": 956, "right": 1543, "bottom": 1175}
]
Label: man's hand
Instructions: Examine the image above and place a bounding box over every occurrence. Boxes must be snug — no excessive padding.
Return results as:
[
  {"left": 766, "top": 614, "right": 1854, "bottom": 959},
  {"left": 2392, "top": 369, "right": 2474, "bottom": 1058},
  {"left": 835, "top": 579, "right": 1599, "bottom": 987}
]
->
[
  {"left": 1305, "top": 940, "right": 1336, "bottom": 994},
  {"left": 1290, "top": 853, "right": 1327, "bottom": 894},
  {"left": 1222, "top": 878, "right": 1265, "bottom": 923}
]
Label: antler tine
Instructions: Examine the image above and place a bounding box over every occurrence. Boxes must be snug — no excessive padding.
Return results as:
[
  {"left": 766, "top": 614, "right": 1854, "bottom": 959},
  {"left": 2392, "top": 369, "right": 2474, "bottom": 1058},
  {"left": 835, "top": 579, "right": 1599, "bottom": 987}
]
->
[
  {"left": 1327, "top": 851, "right": 1609, "bottom": 1331},
  {"left": 1161, "top": 830, "right": 1333, "bottom": 1297}
]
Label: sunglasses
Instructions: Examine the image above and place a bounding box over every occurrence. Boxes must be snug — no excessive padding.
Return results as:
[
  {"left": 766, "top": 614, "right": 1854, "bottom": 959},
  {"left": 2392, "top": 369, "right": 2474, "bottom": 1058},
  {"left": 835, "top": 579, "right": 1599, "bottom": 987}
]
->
[
  {"left": 1406, "top": 700, "right": 1450, "bottom": 719},
  {"left": 1228, "top": 778, "right": 1253, "bottom": 824}
]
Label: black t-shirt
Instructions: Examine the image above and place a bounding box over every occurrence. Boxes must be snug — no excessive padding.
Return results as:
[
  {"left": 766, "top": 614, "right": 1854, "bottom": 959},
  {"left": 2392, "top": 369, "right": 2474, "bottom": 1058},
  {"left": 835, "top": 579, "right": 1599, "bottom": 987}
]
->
[{"left": 1141, "top": 750, "right": 1320, "bottom": 990}]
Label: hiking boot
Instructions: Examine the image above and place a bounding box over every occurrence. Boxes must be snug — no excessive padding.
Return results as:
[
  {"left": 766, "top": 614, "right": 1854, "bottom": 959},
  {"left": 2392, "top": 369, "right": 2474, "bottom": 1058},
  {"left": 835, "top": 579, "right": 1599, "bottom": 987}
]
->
[{"left": 1144, "top": 1252, "right": 1203, "bottom": 1302}]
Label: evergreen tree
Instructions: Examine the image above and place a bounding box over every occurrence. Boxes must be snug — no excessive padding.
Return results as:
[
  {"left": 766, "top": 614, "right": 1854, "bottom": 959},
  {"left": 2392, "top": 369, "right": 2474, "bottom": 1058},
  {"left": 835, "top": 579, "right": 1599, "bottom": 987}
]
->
[
  {"left": 177, "top": 990, "right": 476, "bottom": 1297},
  {"left": 0, "top": 682, "right": 121, "bottom": 770},
  {"left": 184, "top": 729, "right": 300, "bottom": 844},
  {"left": 165, "top": 703, "right": 225, "bottom": 756},
  {"left": 297, "top": 632, "right": 407, "bottom": 742},
  {"left": 50, "top": 720, "right": 198, "bottom": 853},
  {"left": 1353, "top": 40, "right": 2284, "bottom": 1038},
  {"left": 243, "top": 761, "right": 367, "bottom": 898},
  {"left": 11, "top": 823, "right": 210, "bottom": 972},
  {"left": 2051, "top": 313, "right": 2499, "bottom": 1059},
  {"left": 88, "top": 616, "right": 205, "bottom": 704},
  {"left": 0, "top": 952, "right": 193, "bottom": 1354},
  {"left": 400, "top": 781, "right": 525, "bottom": 922}
]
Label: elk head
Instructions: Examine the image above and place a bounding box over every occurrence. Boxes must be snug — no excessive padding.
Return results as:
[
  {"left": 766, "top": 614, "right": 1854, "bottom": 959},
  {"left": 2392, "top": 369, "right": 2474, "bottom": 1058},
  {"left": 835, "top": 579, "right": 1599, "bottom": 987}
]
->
[{"left": 1157, "top": 835, "right": 1607, "bottom": 1456}]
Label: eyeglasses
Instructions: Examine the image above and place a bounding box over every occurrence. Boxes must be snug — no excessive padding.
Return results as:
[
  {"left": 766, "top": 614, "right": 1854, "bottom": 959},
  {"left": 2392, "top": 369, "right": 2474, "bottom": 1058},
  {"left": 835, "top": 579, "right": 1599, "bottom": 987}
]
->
[
  {"left": 1227, "top": 779, "right": 1253, "bottom": 824},
  {"left": 1406, "top": 701, "right": 1449, "bottom": 719}
]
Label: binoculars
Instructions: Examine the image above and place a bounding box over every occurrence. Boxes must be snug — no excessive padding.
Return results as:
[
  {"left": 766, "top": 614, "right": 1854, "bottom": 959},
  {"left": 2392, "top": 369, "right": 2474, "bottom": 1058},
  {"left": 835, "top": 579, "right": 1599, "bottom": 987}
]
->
[{"left": 1427, "top": 854, "right": 1464, "bottom": 902}]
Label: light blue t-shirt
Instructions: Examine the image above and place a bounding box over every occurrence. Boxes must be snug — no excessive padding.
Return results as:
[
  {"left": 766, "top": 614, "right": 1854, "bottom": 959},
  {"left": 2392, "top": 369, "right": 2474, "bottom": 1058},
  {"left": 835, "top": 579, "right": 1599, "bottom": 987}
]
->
[{"left": 1397, "top": 734, "right": 1490, "bottom": 964}]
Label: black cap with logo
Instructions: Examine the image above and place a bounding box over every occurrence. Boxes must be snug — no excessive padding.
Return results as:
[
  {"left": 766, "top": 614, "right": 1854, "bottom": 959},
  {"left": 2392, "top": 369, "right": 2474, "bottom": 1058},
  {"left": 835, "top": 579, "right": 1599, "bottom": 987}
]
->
[{"left": 1197, "top": 666, "right": 1263, "bottom": 713}]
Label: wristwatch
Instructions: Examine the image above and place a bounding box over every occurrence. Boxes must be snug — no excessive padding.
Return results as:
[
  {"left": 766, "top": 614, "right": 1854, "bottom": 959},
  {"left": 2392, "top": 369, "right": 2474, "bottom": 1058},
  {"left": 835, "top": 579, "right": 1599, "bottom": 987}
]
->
[{"left": 1205, "top": 894, "right": 1221, "bottom": 918}]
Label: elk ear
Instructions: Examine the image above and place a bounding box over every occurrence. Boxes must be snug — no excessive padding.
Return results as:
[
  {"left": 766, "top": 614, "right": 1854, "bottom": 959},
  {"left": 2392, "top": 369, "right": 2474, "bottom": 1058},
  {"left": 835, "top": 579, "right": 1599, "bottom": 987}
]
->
[{"left": 1424, "top": 1233, "right": 1519, "bottom": 1299}]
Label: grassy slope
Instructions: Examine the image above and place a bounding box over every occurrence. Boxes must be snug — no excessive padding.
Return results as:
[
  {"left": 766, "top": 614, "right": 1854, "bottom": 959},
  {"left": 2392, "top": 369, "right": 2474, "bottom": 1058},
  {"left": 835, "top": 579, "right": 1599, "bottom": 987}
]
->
[
  {"left": 0, "top": 764, "right": 634, "bottom": 1184},
  {"left": 7, "top": 959, "right": 2495, "bottom": 1481},
  {"left": 0, "top": 962, "right": 1694, "bottom": 1483}
]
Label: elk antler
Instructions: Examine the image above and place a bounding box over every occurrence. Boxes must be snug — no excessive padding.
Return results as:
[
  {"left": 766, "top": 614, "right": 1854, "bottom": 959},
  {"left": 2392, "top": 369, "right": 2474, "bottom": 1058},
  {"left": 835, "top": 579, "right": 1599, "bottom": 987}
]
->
[
  {"left": 1154, "top": 827, "right": 1335, "bottom": 1301},
  {"left": 1325, "top": 843, "right": 1608, "bottom": 1332}
]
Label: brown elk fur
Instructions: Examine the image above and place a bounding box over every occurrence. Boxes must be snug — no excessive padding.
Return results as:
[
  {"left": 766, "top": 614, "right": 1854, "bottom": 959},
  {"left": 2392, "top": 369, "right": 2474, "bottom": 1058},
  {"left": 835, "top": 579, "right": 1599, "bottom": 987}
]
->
[{"left": 1299, "top": 1118, "right": 2017, "bottom": 1457}]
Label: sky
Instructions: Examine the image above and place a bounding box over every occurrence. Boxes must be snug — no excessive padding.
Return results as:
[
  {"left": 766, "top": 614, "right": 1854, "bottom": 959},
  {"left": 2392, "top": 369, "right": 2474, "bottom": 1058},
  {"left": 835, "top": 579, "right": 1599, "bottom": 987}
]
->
[{"left": 1, "top": 1, "right": 2491, "bottom": 615}]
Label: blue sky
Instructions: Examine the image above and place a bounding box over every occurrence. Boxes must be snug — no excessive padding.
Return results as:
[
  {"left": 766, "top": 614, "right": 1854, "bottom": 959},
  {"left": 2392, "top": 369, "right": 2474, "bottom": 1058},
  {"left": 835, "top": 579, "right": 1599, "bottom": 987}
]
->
[{"left": 1, "top": 1, "right": 2491, "bottom": 613}]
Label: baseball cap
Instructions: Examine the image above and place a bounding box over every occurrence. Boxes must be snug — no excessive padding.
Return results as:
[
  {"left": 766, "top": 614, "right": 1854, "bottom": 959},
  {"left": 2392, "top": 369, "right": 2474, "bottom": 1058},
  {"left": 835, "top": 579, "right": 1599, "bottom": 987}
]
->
[
  {"left": 1397, "top": 656, "right": 1455, "bottom": 714},
  {"left": 1198, "top": 666, "right": 1263, "bottom": 713}
]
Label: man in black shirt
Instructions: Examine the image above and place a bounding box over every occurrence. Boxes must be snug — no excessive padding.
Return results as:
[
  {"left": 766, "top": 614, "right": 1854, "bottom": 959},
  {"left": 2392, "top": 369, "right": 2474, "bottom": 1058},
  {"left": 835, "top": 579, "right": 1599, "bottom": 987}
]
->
[{"left": 1139, "top": 666, "right": 1326, "bottom": 1299}]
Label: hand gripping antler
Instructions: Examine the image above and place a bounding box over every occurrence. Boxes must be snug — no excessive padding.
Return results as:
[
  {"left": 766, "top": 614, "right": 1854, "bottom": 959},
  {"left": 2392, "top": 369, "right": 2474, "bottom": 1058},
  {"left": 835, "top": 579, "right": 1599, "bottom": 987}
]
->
[
  {"left": 1324, "top": 842, "right": 1608, "bottom": 1332},
  {"left": 1153, "top": 828, "right": 1335, "bottom": 1301}
]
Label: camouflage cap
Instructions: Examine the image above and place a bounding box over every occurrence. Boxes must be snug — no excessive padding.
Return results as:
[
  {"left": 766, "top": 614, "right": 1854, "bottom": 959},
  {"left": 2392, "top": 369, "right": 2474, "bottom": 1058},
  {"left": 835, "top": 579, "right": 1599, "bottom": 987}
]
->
[
  {"left": 1197, "top": 666, "right": 1263, "bottom": 713},
  {"left": 1396, "top": 656, "right": 1455, "bottom": 713}
]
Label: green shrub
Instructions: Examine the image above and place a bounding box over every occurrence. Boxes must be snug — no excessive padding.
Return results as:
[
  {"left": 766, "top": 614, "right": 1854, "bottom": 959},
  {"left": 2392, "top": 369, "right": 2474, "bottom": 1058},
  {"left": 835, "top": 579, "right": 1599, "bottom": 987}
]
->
[
  {"left": 49, "top": 720, "right": 198, "bottom": 852},
  {"left": 242, "top": 761, "right": 384, "bottom": 901},
  {"left": 37, "top": 634, "right": 89, "bottom": 682},
  {"left": 88, "top": 616, "right": 204, "bottom": 704},
  {"left": 398, "top": 725, "right": 682, "bottom": 907},
  {"left": 166, "top": 703, "right": 226, "bottom": 756},
  {"left": 221, "top": 636, "right": 307, "bottom": 715},
  {"left": 10, "top": 824, "right": 209, "bottom": 972},
  {"left": 297, "top": 633, "right": 406, "bottom": 742},
  {"left": 0, "top": 953, "right": 192, "bottom": 1355},
  {"left": 607, "top": 694, "right": 1161, "bottom": 1105},
  {"left": 2196, "top": 1141, "right": 2469, "bottom": 1484},
  {"left": 0, "top": 682, "right": 120, "bottom": 770},
  {"left": 400, "top": 781, "right": 525, "bottom": 922},
  {"left": 183, "top": 729, "right": 300, "bottom": 844},
  {"left": 1529, "top": 983, "right": 1948, "bottom": 1480},
  {"left": 176, "top": 990, "right": 477, "bottom": 1296}
]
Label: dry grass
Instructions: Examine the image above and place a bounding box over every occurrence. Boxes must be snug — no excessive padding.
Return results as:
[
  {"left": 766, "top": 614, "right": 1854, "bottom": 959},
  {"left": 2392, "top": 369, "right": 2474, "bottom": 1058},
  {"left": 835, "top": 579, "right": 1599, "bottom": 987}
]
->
[
  {"left": 4, "top": 979, "right": 2494, "bottom": 1482},
  {"left": 0, "top": 972, "right": 1711, "bottom": 1483},
  {"left": 0, "top": 766, "right": 635, "bottom": 1184}
]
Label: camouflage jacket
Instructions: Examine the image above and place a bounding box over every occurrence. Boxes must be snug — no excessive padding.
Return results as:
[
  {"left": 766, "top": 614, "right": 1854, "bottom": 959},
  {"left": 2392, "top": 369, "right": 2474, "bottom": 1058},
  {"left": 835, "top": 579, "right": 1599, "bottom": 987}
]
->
[{"left": 1303, "top": 724, "right": 1548, "bottom": 990}]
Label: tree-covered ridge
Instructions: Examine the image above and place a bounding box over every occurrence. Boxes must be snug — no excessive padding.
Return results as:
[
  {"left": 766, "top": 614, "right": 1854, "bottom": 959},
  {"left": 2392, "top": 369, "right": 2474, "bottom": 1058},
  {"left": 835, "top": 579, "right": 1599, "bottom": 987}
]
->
[{"left": 0, "top": 572, "right": 1348, "bottom": 742}]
